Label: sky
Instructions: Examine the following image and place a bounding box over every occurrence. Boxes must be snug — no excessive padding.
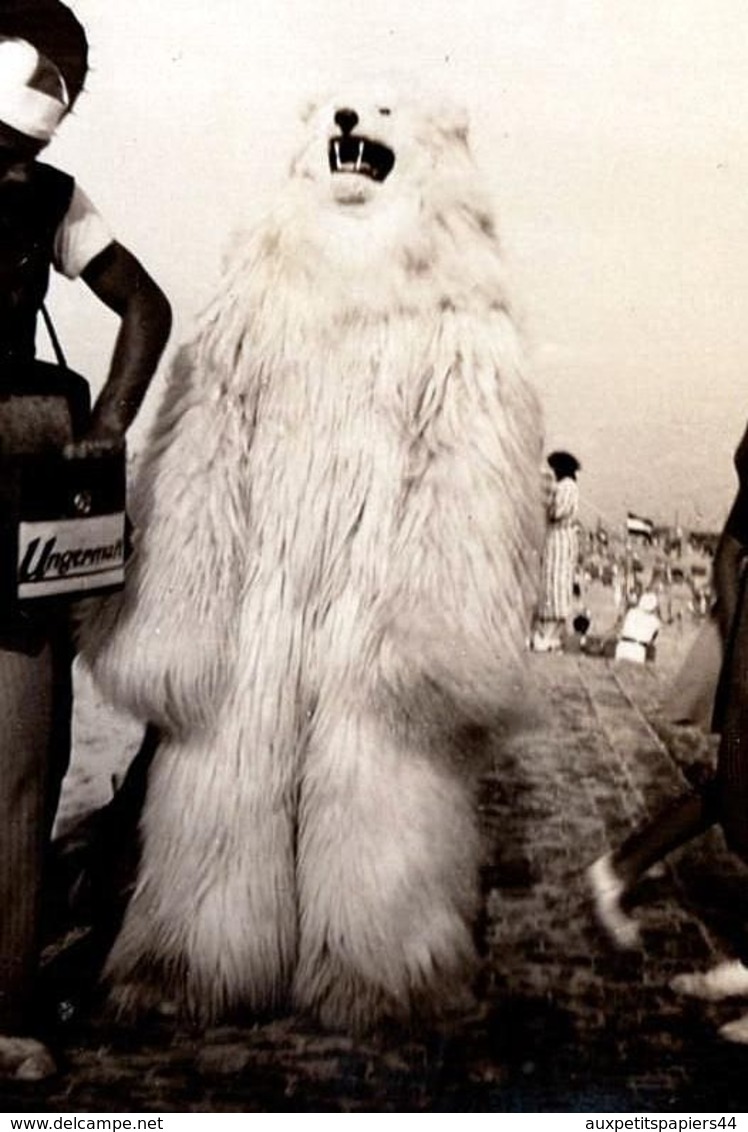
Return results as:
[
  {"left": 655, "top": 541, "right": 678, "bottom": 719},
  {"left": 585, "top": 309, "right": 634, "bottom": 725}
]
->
[{"left": 40, "top": 1, "right": 748, "bottom": 533}]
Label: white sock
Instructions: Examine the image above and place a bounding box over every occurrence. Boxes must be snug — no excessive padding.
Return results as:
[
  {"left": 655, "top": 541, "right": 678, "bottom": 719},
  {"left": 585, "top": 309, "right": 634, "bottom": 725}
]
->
[{"left": 587, "top": 852, "right": 641, "bottom": 950}]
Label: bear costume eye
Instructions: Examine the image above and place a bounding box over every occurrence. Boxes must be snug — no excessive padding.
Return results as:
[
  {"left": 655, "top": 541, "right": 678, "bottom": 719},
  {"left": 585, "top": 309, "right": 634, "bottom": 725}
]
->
[{"left": 378, "top": 107, "right": 391, "bottom": 116}]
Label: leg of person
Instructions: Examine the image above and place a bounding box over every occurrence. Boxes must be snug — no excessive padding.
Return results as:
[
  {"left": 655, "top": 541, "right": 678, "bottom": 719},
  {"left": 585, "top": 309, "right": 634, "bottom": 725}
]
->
[
  {"left": 37, "top": 721, "right": 160, "bottom": 1025},
  {"left": 670, "top": 874, "right": 748, "bottom": 1010},
  {"left": 0, "top": 640, "right": 60, "bottom": 1080},
  {"left": 668, "top": 589, "right": 748, "bottom": 1013},
  {"left": 45, "top": 617, "right": 75, "bottom": 838},
  {"left": 88, "top": 723, "right": 160, "bottom": 950},
  {"left": 588, "top": 782, "right": 718, "bottom": 949},
  {"left": 715, "top": 637, "right": 748, "bottom": 863}
]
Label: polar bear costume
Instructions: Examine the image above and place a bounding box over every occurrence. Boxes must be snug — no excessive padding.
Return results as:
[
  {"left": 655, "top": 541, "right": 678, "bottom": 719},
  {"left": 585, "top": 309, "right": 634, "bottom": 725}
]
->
[{"left": 83, "top": 77, "right": 543, "bottom": 1031}]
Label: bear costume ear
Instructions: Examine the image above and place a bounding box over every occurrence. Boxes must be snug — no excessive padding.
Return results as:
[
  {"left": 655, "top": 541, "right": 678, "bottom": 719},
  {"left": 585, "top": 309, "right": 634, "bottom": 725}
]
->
[
  {"left": 439, "top": 99, "right": 470, "bottom": 143},
  {"left": 299, "top": 97, "right": 319, "bottom": 126}
]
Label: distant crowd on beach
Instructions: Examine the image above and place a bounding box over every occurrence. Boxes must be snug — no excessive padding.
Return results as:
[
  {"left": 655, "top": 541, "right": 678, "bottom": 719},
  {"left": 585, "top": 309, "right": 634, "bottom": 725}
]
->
[{"left": 530, "top": 449, "right": 714, "bottom": 662}]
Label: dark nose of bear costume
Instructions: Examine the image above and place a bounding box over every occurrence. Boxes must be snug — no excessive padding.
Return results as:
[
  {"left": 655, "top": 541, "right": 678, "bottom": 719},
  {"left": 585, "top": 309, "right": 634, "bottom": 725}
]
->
[{"left": 334, "top": 108, "right": 359, "bottom": 135}]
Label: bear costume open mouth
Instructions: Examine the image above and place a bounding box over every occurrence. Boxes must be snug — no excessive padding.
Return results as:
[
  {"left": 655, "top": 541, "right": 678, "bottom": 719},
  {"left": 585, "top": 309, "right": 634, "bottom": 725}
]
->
[{"left": 328, "top": 136, "right": 395, "bottom": 182}]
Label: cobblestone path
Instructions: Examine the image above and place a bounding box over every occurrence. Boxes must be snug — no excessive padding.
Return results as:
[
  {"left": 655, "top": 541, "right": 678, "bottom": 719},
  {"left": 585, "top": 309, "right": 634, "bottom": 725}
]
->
[{"left": 3, "top": 654, "right": 748, "bottom": 1113}]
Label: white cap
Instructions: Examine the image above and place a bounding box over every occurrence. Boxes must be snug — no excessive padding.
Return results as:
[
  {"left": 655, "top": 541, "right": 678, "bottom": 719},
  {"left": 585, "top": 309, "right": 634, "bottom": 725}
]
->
[{"left": 0, "top": 37, "right": 69, "bottom": 142}]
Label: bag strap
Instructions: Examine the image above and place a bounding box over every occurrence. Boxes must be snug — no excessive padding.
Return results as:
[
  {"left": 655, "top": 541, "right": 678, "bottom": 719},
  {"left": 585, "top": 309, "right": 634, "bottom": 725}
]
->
[
  {"left": 38, "top": 304, "right": 91, "bottom": 435},
  {"left": 40, "top": 302, "right": 69, "bottom": 370}
]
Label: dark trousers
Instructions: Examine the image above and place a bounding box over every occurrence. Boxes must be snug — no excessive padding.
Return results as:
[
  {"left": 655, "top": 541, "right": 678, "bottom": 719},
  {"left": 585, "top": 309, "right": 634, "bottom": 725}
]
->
[
  {"left": 713, "top": 564, "right": 748, "bottom": 863},
  {"left": 0, "top": 622, "right": 72, "bottom": 1032}
]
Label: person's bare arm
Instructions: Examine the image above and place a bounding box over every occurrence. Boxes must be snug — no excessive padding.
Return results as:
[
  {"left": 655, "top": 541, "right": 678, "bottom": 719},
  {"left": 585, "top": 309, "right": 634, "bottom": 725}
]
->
[{"left": 75, "top": 240, "right": 171, "bottom": 450}]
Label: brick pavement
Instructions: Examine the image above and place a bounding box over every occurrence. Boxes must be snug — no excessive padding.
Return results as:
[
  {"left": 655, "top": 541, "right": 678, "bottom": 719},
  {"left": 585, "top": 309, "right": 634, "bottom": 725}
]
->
[{"left": 3, "top": 653, "right": 748, "bottom": 1113}]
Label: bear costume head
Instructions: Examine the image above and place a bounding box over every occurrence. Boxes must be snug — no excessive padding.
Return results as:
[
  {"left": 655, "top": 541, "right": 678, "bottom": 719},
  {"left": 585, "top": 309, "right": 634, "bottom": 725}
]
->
[{"left": 209, "top": 76, "right": 513, "bottom": 321}]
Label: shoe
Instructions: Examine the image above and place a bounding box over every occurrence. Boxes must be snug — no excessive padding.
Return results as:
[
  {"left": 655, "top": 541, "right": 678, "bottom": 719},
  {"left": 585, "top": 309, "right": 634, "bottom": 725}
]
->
[
  {"left": 0, "top": 1035, "right": 57, "bottom": 1081},
  {"left": 587, "top": 852, "right": 641, "bottom": 950},
  {"left": 720, "top": 1013, "right": 748, "bottom": 1044},
  {"left": 671, "top": 959, "right": 748, "bottom": 1001}
]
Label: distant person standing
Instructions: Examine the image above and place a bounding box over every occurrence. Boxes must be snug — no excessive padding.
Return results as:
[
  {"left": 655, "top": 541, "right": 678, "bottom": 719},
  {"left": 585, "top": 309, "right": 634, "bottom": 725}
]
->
[
  {"left": 532, "top": 450, "right": 581, "bottom": 652},
  {"left": 614, "top": 591, "right": 661, "bottom": 664}
]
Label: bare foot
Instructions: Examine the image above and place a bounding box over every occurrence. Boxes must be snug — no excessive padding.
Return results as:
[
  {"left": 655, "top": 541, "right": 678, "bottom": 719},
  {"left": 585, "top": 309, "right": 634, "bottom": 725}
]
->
[
  {"left": 0, "top": 1035, "right": 57, "bottom": 1081},
  {"left": 671, "top": 959, "right": 748, "bottom": 1001},
  {"left": 586, "top": 852, "right": 641, "bottom": 950}
]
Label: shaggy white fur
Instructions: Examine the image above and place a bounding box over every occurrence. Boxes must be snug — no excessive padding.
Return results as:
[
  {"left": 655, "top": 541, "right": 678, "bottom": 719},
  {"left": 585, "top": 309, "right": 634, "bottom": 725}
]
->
[{"left": 82, "top": 76, "right": 544, "bottom": 1030}]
